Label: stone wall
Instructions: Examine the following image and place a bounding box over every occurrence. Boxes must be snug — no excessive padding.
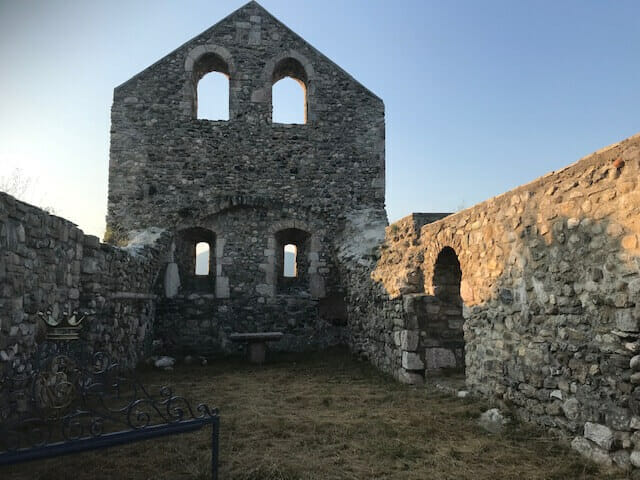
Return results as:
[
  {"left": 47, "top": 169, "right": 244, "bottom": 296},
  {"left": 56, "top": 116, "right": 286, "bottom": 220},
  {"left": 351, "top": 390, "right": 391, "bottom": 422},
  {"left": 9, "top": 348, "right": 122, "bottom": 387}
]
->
[
  {"left": 0, "top": 191, "right": 169, "bottom": 376},
  {"left": 368, "top": 133, "right": 640, "bottom": 469},
  {"left": 344, "top": 211, "right": 453, "bottom": 385},
  {"left": 80, "top": 228, "right": 171, "bottom": 367},
  {"left": 106, "top": 1, "right": 387, "bottom": 355},
  {"left": 107, "top": 2, "right": 384, "bottom": 234}
]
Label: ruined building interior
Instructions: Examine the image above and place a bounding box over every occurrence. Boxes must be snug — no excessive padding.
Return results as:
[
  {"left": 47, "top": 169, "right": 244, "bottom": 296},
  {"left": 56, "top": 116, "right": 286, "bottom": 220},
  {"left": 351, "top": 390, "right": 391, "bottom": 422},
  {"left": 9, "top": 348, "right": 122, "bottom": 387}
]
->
[{"left": 2, "top": 0, "right": 640, "bottom": 470}]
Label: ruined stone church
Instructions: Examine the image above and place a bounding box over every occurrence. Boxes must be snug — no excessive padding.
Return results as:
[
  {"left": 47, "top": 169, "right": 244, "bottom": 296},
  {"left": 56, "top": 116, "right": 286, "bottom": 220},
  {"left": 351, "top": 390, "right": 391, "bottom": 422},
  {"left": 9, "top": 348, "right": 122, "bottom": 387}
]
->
[{"left": 2, "top": 0, "right": 640, "bottom": 470}]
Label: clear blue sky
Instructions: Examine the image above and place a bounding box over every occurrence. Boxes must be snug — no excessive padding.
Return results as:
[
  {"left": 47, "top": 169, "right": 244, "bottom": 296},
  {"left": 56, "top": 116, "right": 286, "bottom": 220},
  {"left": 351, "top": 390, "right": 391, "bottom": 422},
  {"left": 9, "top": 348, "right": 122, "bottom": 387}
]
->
[{"left": 1, "top": 0, "right": 638, "bottom": 238}]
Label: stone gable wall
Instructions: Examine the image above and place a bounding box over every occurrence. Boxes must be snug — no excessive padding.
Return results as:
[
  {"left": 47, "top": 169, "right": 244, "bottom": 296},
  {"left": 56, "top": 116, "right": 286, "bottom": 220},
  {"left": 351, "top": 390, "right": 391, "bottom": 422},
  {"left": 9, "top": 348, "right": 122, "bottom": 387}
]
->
[
  {"left": 107, "top": 2, "right": 384, "bottom": 233},
  {"left": 106, "top": 2, "right": 387, "bottom": 355}
]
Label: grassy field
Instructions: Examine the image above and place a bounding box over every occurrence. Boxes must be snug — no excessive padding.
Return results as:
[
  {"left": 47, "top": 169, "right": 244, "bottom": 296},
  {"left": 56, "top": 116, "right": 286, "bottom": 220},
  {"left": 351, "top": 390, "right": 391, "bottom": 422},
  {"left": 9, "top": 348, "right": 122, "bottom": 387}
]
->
[{"left": 1, "top": 348, "right": 623, "bottom": 479}]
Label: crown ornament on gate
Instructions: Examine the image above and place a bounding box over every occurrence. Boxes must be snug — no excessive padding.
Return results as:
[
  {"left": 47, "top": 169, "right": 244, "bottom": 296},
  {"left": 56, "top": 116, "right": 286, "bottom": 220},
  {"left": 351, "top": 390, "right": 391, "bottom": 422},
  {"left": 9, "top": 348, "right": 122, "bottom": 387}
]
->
[{"left": 38, "top": 308, "right": 88, "bottom": 341}]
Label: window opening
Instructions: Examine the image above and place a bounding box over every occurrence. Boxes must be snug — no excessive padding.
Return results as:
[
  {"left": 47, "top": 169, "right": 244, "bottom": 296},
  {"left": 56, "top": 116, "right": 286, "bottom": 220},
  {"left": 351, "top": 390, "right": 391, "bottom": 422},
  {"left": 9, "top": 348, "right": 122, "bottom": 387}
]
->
[
  {"left": 197, "top": 72, "right": 229, "bottom": 120},
  {"left": 195, "top": 242, "right": 210, "bottom": 275},
  {"left": 283, "top": 244, "right": 297, "bottom": 277},
  {"left": 272, "top": 77, "right": 306, "bottom": 124}
]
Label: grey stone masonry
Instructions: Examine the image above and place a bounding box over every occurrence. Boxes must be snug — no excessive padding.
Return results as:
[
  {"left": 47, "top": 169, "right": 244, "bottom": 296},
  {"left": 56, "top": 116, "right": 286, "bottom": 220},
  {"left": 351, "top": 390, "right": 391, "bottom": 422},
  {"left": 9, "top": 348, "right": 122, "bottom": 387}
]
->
[
  {"left": 106, "top": 1, "right": 386, "bottom": 356},
  {"left": 0, "top": 192, "right": 170, "bottom": 377}
]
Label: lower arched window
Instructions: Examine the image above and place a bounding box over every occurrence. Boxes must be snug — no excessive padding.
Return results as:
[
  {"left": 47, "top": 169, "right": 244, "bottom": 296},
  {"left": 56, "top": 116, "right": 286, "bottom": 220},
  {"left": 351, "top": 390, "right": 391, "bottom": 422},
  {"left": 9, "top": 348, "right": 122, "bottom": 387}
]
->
[{"left": 275, "top": 228, "right": 310, "bottom": 293}]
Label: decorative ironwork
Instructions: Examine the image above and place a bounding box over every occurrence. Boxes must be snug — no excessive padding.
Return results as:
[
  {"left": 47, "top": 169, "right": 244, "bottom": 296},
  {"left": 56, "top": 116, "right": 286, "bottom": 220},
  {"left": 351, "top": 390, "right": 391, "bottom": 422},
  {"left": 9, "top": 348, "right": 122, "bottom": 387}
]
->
[
  {"left": 0, "top": 340, "right": 219, "bottom": 478},
  {"left": 39, "top": 307, "right": 87, "bottom": 341}
]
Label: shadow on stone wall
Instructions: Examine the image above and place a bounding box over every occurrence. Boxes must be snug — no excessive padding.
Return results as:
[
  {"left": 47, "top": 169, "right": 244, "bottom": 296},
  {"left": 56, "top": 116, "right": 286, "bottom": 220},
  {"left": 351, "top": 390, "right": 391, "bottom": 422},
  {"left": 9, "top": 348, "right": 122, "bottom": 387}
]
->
[{"left": 413, "top": 210, "right": 640, "bottom": 469}]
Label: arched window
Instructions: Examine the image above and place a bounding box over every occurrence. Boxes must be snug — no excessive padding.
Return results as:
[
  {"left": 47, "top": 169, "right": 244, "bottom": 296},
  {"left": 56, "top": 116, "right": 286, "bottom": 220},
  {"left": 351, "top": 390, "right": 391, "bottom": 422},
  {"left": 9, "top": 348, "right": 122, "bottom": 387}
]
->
[
  {"left": 283, "top": 243, "right": 297, "bottom": 277},
  {"left": 195, "top": 242, "right": 210, "bottom": 275},
  {"left": 197, "top": 72, "right": 229, "bottom": 120},
  {"left": 275, "top": 228, "right": 310, "bottom": 293},
  {"left": 272, "top": 57, "right": 308, "bottom": 124},
  {"left": 176, "top": 227, "right": 215, "bottom": 292},
  {"left": 192, "top": 52, "right": 230, "bottom": 120}
]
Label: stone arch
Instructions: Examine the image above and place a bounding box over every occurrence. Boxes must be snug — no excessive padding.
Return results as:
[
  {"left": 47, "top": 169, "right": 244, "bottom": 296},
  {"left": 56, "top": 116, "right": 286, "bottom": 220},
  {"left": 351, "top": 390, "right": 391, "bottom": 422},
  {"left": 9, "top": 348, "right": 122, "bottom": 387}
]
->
[
  {"left": 422, "top": 229, "right": 468, "bottom": 300},
  {"left": 260, "top": 50, "right": 315, "bottom": 124},
  {"left": 261, "top": 219, "right": 325, "bottom": 298},
  {"left": 433, "top": 247, "right": 462, "bottom": 303},
  {"left": 423, "top": 245, "right": 466, "bottom": 372},
  {"left": 183, "top": 44, "right": 236, "bottom": 118}
]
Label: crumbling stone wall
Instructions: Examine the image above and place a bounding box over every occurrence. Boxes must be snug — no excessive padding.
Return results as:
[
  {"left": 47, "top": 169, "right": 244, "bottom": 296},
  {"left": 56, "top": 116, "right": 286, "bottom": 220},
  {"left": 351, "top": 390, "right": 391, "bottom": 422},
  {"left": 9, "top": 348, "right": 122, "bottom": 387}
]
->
[
  {"left": 0, "top": 192, "right": 169, "bottom": 376},
  {"left": 80, "top": 228, "right": 171, "bottom": 367},
  {"left": 368, "top": 133, "right": 640, "bottom": 469},
  {"left": 344, "top": 212, "right": 452, "bottom": 384},
  {"left": 107, "top": 2, "right": 386, "bottom": 355}
]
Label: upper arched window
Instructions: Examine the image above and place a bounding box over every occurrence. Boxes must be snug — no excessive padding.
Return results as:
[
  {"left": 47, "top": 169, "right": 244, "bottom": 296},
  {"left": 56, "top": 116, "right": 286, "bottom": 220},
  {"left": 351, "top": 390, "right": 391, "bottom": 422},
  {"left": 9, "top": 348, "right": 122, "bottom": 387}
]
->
[
  {"left": 193, "top": 52, "right": 230, "bottom": 120},
  {"left": 272, "top": 57, "right": 307, "bottom": 124}
]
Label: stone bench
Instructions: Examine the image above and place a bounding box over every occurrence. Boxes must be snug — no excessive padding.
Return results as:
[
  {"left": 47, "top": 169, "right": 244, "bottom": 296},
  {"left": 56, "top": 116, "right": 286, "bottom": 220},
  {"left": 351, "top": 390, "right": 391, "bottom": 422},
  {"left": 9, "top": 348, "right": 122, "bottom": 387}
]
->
[{"left": 229, "top": 331, "right": 283, "bottom": 364}]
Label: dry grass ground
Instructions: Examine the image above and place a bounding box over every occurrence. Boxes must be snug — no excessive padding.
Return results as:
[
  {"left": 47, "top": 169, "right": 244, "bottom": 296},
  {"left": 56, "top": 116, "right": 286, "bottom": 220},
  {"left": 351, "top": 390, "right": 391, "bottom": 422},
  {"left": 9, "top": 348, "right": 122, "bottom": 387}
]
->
[{"left": 0, "top": 348, "right": 626, "bottom": 479}]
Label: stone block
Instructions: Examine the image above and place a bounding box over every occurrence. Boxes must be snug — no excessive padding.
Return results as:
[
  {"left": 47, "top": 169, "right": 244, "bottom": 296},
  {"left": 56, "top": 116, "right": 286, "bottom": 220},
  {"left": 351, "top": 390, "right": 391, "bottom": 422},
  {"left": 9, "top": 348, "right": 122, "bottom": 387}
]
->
[
  {"left": 571, "top": 436, "right": 612, "bottom": 466},
  {"left": 81, "top": 258, "right": 98, "bottom": 274},
  {"left": 616, "top": 309, "right": 639, "bottom": 332},
  {"left": 164, "top": 262, "right": 180, "bottom": 298},
  {"left": 562, "top": 398, "right": 580, "bottom": 421},
  {"left": 400, "top": 330, "right": 419, "bottom": 351},
  {"left": 401, "top": 351, "right": 424, "bottom": 371},
  {"left": 584, "top": 422, "right": 614, "bottom": 451},
  {"left": 605, "top": 407, "right": 631, "bottom": 431},
  {"left": 402, "top": 294, "right": 422, "bottom": 314},
  {"left": 83, "top": 235, "right": 100, "bottom": 249},
  {"left": 478, "top": 408, "right": 509, "bottom": 433},
  {"left": 215, "top": 238, "right": 225, "bottom": 258},
  {"left": 216, "top": 277, "right": 230, "bottom": 298},
  {"left": 425, "top": 347, "right": 457, "bottom": 370}
]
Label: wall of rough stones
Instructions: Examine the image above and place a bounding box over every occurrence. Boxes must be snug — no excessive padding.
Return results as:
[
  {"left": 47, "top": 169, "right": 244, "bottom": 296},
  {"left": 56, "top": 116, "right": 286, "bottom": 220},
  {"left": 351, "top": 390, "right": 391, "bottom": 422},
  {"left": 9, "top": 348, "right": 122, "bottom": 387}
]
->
[
  {"left": 80, "top": 228, "right": 171, "bottom": 367},
  {"left": 341, "top": 211, "right": 451, "bottom": 384},
  {"left": 0, "top": 191, "right": 169, "bottom": 377},
  {"left": 367, "top": 133, "right": 640, "bottom": 469},
  {"left": 107, "top": 1, "right": 386, "bottom": 356}
]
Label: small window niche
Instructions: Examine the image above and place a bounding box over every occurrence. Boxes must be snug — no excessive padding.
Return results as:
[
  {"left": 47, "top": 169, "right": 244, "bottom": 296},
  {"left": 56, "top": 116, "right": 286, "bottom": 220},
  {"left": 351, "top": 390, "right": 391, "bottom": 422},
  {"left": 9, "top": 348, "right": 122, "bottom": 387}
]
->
[
  {"left": 283, "top": 243, "right": 297, "bottom": 277},
  {"left": 275, "top": 228, "right": 310, "bottom": 294},
  {"left": 176, "top": 227, "right": 215, "bottom": 292},
  {"left": 195, "top": 241, "right": 210, "bottom": 275}
]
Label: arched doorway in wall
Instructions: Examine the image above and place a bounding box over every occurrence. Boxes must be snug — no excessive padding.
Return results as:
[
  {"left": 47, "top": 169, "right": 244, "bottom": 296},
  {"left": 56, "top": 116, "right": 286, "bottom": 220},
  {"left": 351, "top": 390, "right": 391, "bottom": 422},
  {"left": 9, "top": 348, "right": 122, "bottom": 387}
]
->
[{"left": 428, "top": 246, "right": 465, "bottom": 372}]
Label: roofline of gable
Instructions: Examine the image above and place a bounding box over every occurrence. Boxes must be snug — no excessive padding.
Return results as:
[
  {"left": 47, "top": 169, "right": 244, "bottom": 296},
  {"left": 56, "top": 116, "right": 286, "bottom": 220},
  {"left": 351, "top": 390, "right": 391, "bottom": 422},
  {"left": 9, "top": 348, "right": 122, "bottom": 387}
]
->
[
  {"left": 114, "top": 1, "right": 384, "bottom": 106},
  {"left": 250, "top": 2, "right": 383, "bottom": 104}
]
